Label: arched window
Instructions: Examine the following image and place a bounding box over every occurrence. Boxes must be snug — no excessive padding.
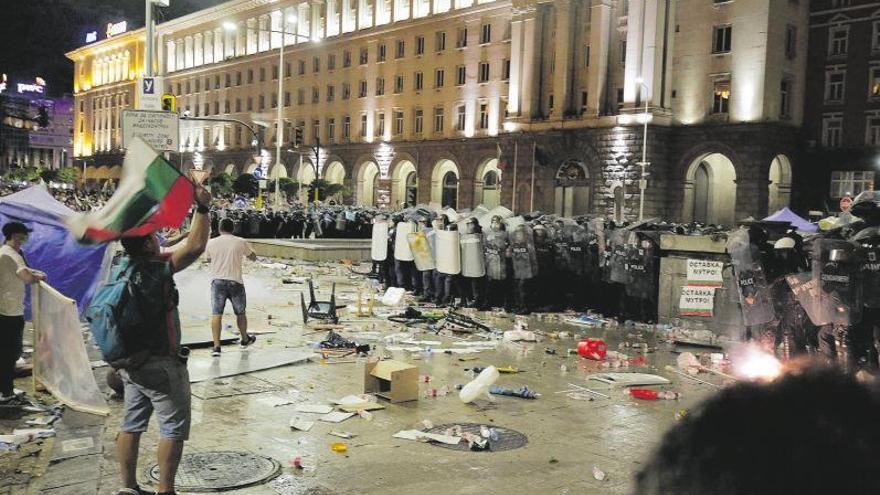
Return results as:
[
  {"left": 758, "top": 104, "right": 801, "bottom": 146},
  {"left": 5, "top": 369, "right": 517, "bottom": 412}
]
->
[{"left": 442, "top": 171, "right": 458, "bottom": 208}]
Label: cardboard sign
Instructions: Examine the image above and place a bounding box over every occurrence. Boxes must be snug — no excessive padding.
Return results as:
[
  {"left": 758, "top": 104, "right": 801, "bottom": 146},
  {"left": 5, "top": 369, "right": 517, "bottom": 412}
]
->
[
  {"left": 686, "top": 259, "right": 724, "bottom": 287},
  {"left": 122, "top": 110, "right": 179, "bottom": 152},
  {"left": 679, "top": 286, "right": 717, "bottom": 317}
]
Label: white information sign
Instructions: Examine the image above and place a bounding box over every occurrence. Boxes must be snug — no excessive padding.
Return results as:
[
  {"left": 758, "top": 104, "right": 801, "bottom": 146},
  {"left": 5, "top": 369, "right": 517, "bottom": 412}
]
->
[
  {"left": 678, "top": 286, "right": 717, "bottom": 317},
  {"left": 686, "top": 259, "right": 724, "bottom": 287},
  {"left": 137, "top": 76, "right": 163, "bottom": 111},
  {"left": 122, "top": 110, "right": 179, "bottom": 152}
]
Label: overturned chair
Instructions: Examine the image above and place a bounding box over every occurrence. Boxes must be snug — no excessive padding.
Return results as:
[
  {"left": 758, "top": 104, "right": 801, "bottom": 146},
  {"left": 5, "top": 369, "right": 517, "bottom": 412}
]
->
[{"left": 301, "top": 279, "right": 339, "bottom": 325}]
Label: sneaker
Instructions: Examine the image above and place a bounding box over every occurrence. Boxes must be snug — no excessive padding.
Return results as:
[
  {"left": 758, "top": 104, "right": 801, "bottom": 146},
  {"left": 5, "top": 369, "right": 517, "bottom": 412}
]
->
[
  {"left": 211, "top": 347, "right": 221, "bottom": 357},
  {"left": 115, "top": 486, "right": 156, "bottom": 495},
  {"left": 239, "top": 334, "right": 257, "bottom": 349}
]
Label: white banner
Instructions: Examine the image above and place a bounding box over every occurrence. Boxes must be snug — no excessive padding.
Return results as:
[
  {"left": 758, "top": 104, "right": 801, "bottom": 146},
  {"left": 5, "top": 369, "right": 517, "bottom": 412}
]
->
[
  {"left": 122, "top": 109, "right": 179, "bottom": 152},
  {"left": 686, "top": 259, "right": 724, "bottom": 287},
  {"left": 678, "top": 286, "right": 717, "bottom": 317}
]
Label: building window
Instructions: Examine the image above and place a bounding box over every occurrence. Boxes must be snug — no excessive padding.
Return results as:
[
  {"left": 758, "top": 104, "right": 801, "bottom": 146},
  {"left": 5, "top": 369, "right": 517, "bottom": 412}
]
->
[
  {"left": 456, "top": 27, "right": 468, "bottom": 48},
  {"left": 396, "top": 40, "right": 405, "bottom": 58},
  {"left": 828, "top": 27, "right": 848, "bottom": 57},
  {"left": 360, "top": 114, "right": 368, "bottom": 137},
  {"left": 395, "top": 75, "right": 404, "bottom": 94},
  {"left": 377, "top": 112, "right": 385, "bottom": 137},
  {"left": 873, "top": 21, "right": 880, "bottom": 52},
  {"left": 867, "top": 116, "right": 880, "bottom": 146},
  {"left": 415, "top": 71, "right": 424, "bottom": 91},
  {"left": 712, "top": 80, "right": 730, "bottom": 114},
  {"left": 327, "top": 85, "right": 335, "bottom": 102},
  {"left": 195, "top": 79, "right": 201, "bottom": 92},
  {"left": 548, "top": 94, "right": 554, "bottom": 111},
  {"left": 225, "top": 74, "right": 231, "bottom": 87},
  {"left": 328, "top": 53, "right": 336, "bottom": 70},
  {"left": 434, "top": 107, "right": 444, "bottom": 132},
  {"left": 236, "top": 98, "right": 242, "bottom": 112},
  {"left": 479, "top": 103, "right": 489, "bottom": 129},
  {"left": 236, "top": 72, "right": 242, "bottom": 85},
  {"left": 435, "top": 68, "right": 445, "bottom": 88},
  {"left": 343, "top": 115, "right": 351, "bottom": 139},
  {"left": 712, "top": 25, "right": 732, "bottom": 54},
  {"left": 436, "top": 31, "right": 447, "bottom": 51},
  {"left": 298, "top": 60, "right": 305, "bottom": 75},
  {"left": 830, "top": 171, "right": 874, "bottom": 198},
  {"left": 456, "top": 104, "right": 466, "bottom": 131},
  {"left": 481, "top": 23, "right": 491, "bottom": 44},
  {"left": 297, "top": 89, "right": 305, "bottom": 105},
  {"left": 394, "top": 110, "right": 404, "bottom": 135},
  {"left": 780, "top": 79, "right": 792, "bottom": 119},
  {"left": 225, "top": 100, "right": 231, "bottom": 113},
  {"left": 328, "top": 118, "right": 336, "bottom": 143},
  {"left": 260, "top": 67, "right": 266, "bottom": 81},
  {"left": 378, "top": 43, "right": 387, "bottom": 62},
  {"left": 869, "top": 67, "right": 880, "bottom": 98},
  {"left": 376, "top": 78, "right": 385, "bottom": 96},
  {"left": 581, "top": 91, "right": 588, "bottom": 113},
  {"left": 359, "top": 80, "right": 368, "bottom": 98},
  {"left": 360, "top": 47, "right": 369, "bottom": 64},
  {"left": 284, "top": 92, "right": 291, "bottom": 107},
  {"left": 285, "top": 62, "right": 292, "bottom": 77},
  {"left": 416, "top": 35, "right": 425, "bottom": 55},
  {"left": 312, "top": 87, "right": 320, "bottom": 103},
  {"left": 272, "top": 65, "right": 278, "bottom": 79},
  {"left": 342, "top": 83, "right": 351, "bottom": 100},
  {"left": 313, "top": 119, "right": 320, "bottom": 142},
  {"left": 270, "top": 94, "right": 277, "bottom": 109},
  {"left": 620, "top": 41, "right": 627, "bottom": 63},
  {"left": 822, "top": 116, "right": 843, "bottom": 147},
  {"left": 825, "top": 70, "right": 845, "bottom": 103},
  {"left": 247, "top": 96, "right": 253, "bottom": 111},
  {"left": 258, "top": 95, "right": 265, "bottom": 111},
  {"left": 343, "top": 50, "right": 352, "bottom": 67},
  {"left": 478, "top": 62, "right": 490, "bottom": 83},
  {"left": 414, "top": 108, "right": 424, "bottom": 134},
  {"left": 584, "top": 45, "right": 590, "bottom": 67},
  {"left": 502, "top": 59, "right": 511, "bottom": 80},
  {"left": 456, "top": 65, "right": 466, "bottom": 86},
  {"left": 785, "top": 25, "right": 797, "bottom": 60}
]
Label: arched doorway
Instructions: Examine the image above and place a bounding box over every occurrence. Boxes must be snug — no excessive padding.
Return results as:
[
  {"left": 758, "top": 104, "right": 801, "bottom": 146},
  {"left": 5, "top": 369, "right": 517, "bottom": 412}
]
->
[
  {"left": 431, "top": 159, "right": 459, "bottom": 208},
  {"left": 224, "top": 163, "right": 236, "bottom": 175},
  {"left": 323, "top": 161, "right": 346, "bottom": 203},
  {"left": 404, "top": 171, "right": 418, "bottom": 207},
  {"left": 269, "top": 164, "right": 288, "bottom": 179},
  {"left": 554, "top": 160, "right": 591, "bottom": 217},
  {"left": 357, "top": 161, "right": 380, "bottom": 206},
  {"left": 391, "top": 160, "right": 417, "bottom": 207},
  {"left": 768, "top": 154, "right": 792, "bottom": 215},
  {"left": 474, "top": 158, "right": 502, "bottom": 208},
  {"left": 613, "top": 184, "right": 625, "bottom": 222},
  {"left": 297, "top": 159, "right": 317, "bottom": 203},
  {"left": 683, "top": 152, "right": 737, "bottom": 226}
]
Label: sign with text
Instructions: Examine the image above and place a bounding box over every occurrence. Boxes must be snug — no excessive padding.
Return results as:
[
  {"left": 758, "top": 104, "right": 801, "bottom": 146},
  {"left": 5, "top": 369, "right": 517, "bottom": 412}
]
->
[
  {"left": 122, "top": 110, "right": 179, "bottom": 152},
  {"left": 137, "top": 76, "right": 163, "bottom": 111},
  {"left": 679, "top": 286, "right": 717, "bottom": 317},
  {"left": 686, "top": 259, "right": 724, "bottom": 287}
]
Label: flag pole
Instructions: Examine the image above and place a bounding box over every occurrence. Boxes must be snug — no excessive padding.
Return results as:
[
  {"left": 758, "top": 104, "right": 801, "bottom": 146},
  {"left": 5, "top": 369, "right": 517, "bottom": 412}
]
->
[
  {"left": 512, "top": 141, "right": 518, "bottom": 213},
  {"left": 530, "top": 141, "right": 536, "bottom": 212}
]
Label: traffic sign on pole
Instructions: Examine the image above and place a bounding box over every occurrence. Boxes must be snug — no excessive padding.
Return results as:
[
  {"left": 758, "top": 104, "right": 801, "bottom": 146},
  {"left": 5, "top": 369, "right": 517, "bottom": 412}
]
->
[
  {"left": 122, "top": 109, "right": 179, "bottom": 152},
  {"left": 137, "top": 76, "right": 163, "bottom": 110}
]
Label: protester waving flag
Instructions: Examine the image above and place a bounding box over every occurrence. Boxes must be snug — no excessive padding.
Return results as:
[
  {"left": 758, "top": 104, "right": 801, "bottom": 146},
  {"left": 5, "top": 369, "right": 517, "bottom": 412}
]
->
[{"left": 66, "top": 137, "right": 195, "bottom": 244}]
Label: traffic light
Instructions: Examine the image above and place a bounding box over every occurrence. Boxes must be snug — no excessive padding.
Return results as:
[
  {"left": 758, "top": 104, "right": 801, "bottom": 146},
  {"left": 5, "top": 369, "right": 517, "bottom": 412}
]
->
[
  {"left": 294, "top": 126, "right": 303, "bottom": 148},
  {"left": 36, "top": 106, "right": 49, "bottom": 128},
  {"left": 161, "top": 94, "right": 176, "bottom": 112}
]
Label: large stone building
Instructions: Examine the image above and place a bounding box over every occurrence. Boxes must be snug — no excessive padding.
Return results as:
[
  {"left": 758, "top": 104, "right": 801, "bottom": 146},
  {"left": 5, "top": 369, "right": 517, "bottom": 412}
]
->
[
  {"left": 68, "top": 0, "right": 809, "bottom": 224},
  {"left": 802, "top": 0, "right": 879, "bottom": 213},
  {"left": 0, "top": 77, "right": 74, "bottom": 171}
]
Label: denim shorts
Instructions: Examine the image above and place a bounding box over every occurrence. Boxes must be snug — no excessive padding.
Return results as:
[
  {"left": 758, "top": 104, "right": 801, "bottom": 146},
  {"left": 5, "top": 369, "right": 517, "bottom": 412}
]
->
[
  {"left": 211, "top": 279, "right": 247, "bottom": 316},
  {"left": 119, "top": 357, "right": 191, "bottom": 440}
]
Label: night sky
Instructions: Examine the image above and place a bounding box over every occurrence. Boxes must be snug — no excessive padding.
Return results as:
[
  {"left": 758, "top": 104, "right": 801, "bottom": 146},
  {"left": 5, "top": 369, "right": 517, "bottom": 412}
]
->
[{"left": 0, "top": 0, "right": 223, "bottom": 96}]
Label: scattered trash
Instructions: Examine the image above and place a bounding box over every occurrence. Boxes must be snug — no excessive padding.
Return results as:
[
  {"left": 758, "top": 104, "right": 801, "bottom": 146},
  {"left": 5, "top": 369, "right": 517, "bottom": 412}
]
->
[
  {"left": 393, "top": 429, "right": 462, "bottom": 445},
  {"left": 459, "top": 365, "right": 500, "bottom": 403},
  {"left": 320, "top": 412, "right": 355, "bottom": 423},
  {"left": 328, "top": 431, "right": 356, "bottom": 439},
  {"left": 380, "top": 287, "right": 406, "bottom": 306},
  {"left": 577, "top": 338, "right": 608, "bottom": 360},
  {"left": 488, "top": 385, "right": 540, "bottom": 399},
  {"left": 294, "top": 404, "right": 334, "bottom": 414},
  {"left": 592, "top": 466, "right": 607, "bottom": 481},
  {"left": 290, "top": 456, "right": 303, "bottom": 469},
  {"left": 589, "top": 372, "right": 670, "bottom": 386},
  {"left": 421, "top": 419, "right": 434, "bottom": 430},
  {"left": 330, "top": 442, "right": 348, "bottom": 453},
  {"left": 289, "top": 419, "right": 315, "bottom": 432},
  {"left": 496, "top": 366, "right": 520, "bottom": 374},
  {"left": 629, "top": 388, "right": 681, "bottom": 401},
  {"left": 503, "top": 329, "right": 538, "bottom": 342}
]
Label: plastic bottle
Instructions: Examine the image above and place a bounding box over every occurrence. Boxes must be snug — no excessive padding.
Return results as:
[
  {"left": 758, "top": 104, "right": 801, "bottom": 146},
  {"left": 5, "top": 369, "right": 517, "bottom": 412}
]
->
[
  {"left": 330, "top": 442, "right": 348, "bottom": 453},
  {"left": 357, "top": 410, "right": 373, "bottom": 421},
  {"left": 459, "top": 365, "right": 500, "bottom": 403},
  {"left": 629, "top": 388, "right": 681, "bottom": 401}
]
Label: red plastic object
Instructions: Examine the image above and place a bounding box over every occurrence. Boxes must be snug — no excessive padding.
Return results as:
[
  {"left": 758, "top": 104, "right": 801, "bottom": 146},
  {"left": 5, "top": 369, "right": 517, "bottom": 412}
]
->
[
  {"left": 629, "top": 388, "right": 660, "bottom": 400},
  {"left": 577, "top": 338, "right": 608, "bottom": 360},
  {"left": 291, "top": 456, "right": 303, "bottom": 469}
]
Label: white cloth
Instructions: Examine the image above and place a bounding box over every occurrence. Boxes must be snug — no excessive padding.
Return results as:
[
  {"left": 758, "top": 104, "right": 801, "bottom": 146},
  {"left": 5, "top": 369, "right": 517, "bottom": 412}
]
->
[
  {"left": 0, "top": 245, "right": 27, "bottom": 316},
  {"left": 205, "top": 234, "right": 254, "bottom": 284}
]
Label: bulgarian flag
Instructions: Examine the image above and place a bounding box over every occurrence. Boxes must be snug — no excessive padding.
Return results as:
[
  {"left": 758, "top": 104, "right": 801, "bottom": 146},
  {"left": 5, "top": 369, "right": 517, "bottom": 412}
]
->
[{"left": 67, "top": 137, "right": 194, "bottom": 244}]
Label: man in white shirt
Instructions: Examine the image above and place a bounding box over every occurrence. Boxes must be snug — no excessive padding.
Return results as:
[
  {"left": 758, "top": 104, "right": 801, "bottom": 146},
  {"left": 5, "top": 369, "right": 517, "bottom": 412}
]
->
[
  {"left": 0, "top": 222, "right": 45, "bottom": 405},
  {"left": 205, "top": 218, "right": 257, "bottom": 356}
]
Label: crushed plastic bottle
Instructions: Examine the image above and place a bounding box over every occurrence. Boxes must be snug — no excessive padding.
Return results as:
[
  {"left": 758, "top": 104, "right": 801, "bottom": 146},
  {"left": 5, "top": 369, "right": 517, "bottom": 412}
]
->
[
  {"left": 357, "top": 410, "right": 373, "bottom": 421},
  {"left": 330, "top": 442, "right": 348, "bottom": 453},
  {"left": 629, "top": 388, "right": 681, "bottom": 401}
]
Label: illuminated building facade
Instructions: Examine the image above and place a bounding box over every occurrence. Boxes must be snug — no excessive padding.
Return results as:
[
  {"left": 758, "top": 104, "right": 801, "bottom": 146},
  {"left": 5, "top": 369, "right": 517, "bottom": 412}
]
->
[
  {"left": 69, "top": 0, "right": 808, "bottom": 222},
  {"left": 0, "top": 77, "right": 74, "bottom": 171}
]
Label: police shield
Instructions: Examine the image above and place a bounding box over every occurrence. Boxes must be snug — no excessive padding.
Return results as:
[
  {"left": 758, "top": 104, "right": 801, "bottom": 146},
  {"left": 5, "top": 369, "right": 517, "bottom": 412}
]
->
[
  {"left": 436, "top": 230, "right": 462, "bottom": 275},
  {"left": 785, "top": 272, "right": 831, "bottom": 327},
  {"left": 852, "top": 226, "right": 880, "bottom": 309},
  {"left": 626, "top": 231, "right": 660, "bottom": 299},
  {"left": 394, "top": 221, "right": 415, "bottom": 261},
  {"left": 566, "top": 224, "right": 591, "bottom": 277},
  {"left": 607, "top": 228, "right": 631, "bottom": 284},
  {"left": 510, "top": 225, "right": 538, "bottom": 280},
  {"left": 812, "top": 238, "right": 863, "bottom": 326},
  {"left": 726, "top": 228, "right": 775, "bottom": 326},
  {"left": 460, "top": 233, "right": 486, "bottom": 278},
  {"left": 371, "top": 220, "right": 389, "bottom": 261},
  {"left": 407, "top": 231, "right": 436, "bottom": 271},
  {"left": 483, "top": 228, "right": 509, "bottom": 280}
]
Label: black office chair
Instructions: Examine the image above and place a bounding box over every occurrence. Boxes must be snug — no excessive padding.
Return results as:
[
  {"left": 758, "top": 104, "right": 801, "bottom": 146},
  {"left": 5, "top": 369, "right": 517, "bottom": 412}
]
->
[{"left": 301, "top": 279, "right": 339, "bottom": 324}]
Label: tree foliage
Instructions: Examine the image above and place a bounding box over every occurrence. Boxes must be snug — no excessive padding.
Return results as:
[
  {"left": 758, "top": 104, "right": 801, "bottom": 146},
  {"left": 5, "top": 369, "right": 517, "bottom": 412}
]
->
[
  {"left": 307, "top": 179, "right": 348, "bottom": 202},
  {"left": 232, "top": 173, "right": 258, "bottom": 196},
  {"left": 208, "top": 172, "right": 234, "bottom": 196}
]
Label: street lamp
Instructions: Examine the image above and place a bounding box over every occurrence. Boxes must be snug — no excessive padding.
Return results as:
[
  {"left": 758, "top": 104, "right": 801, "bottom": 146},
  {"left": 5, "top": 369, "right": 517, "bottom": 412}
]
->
[
  {"left": 224, "top": 20, "right": 311, "bottom": 208},
  {"left": 635, "top": 77, "right": 651, "bottom": 222}
]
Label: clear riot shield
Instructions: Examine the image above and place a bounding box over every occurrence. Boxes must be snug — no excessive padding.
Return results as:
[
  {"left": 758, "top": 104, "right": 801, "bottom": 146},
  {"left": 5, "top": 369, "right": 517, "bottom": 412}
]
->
[
  {"left": 483, "top": 228, "right": 509, "bottom": 280},
  {"left": 607, "top": 228, "right": 631, "bottom": 284},
  {"left": 394, "top": 221, "right": 415, "bottom": 261},
  {"left": 852, "top": 226, "right": 880, "bottom": 309},
  {"left": 510, "top": 225, "right": 538, "bottom": 280},
  {"left": 407, "top": 231, "right": 436, "bottom": 271},
  {"left": 436, "top": 230, "right": 462, "bottom": 275},
  {"left": 727, "top": 228, "right": 776, "bottom": 326},
  {"left": 567, "top": 224, "right": 590, "bottom": 276},
  {"left": 812, "top": 238, "right": 863, "bottom": 325},
  {"left": 371, "top": 221, "right": 389, "bottom": 261},
  {"left": 786, "top": 272, "right": 831, "bottom": 326},
  {"left": 460, "top": 233, "right": 487, "bottom": 278},
  {"left": 626, "top": 231, "right": 660, "bottom": 299}
]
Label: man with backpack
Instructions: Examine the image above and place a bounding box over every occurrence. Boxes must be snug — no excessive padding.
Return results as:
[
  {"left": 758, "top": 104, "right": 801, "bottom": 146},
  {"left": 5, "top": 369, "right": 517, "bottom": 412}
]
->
[
  {"left": 0, "top": 222, "right": 46, "bottom": 406},
  {"left": 112, "top": 186, "right": 211, "bottom": 495},
  {"left": 205, "top": 218, "right": 257, "bottom": 357}
]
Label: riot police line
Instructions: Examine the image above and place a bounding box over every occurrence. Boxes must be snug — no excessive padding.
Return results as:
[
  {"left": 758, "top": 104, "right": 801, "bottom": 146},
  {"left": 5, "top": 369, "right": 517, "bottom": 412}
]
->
[
  {"left": 367, "top": 191, "right": 880, "bottom": 371},
  {"left": 208, "top": 204, "right": 376, "bottom": 239}
]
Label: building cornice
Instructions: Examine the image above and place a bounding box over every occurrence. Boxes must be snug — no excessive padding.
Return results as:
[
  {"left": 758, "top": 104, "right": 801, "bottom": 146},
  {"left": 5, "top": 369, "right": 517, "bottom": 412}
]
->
[{"left": 65, "top": 28, "right": 146, "bottom": 61}]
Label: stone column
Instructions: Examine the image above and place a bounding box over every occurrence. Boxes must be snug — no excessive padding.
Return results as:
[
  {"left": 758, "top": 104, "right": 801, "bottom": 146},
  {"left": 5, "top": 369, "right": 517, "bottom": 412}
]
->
[
  {"left": 184, "top": 35, "right": 194, "bottom": 68},
  {"left": 311, "top": 1, "right": 324, "bottom": 40},
  {"left": 507, "top": 15, "right": 524, "bottom": 115},
  {"left": 166, "top": 40, "right": 177, "bottom": 73},
  {"left": 587, "top": 0, "right": 612, "bottom": 116},
  {"left": 203, "top": 31, "right": 214, "bottom": 64},
  {"left": 622, "top": 0, "right": 644, "bottom": 107},
  {"left": 552, "top": 0, "right": 575, "bottom": 118},
  {"left": 519, "top": 6, "right": 543, "bottom": 119}
]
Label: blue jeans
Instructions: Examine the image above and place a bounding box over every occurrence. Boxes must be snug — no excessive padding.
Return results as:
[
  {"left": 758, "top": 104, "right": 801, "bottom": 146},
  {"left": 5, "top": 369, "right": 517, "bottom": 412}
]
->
[{"left": 211, "top": 279, "right": 247, "bottom": 316}]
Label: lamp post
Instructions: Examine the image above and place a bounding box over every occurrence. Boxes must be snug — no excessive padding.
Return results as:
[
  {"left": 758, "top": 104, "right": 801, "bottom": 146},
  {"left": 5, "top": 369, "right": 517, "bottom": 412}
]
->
[
  {"left": 224, "top": 20, "right": 312, "bottom": 209},
  {"left": 635, "top": 78, "right": 650, "bottom": 222}
]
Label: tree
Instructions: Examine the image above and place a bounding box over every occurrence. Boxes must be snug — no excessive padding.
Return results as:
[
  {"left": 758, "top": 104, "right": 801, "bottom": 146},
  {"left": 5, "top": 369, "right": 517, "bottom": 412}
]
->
[
  {"left": 40, "top": 169, "right": 58, "bottom": 183},
  {"left": 208, "top": 172, "right": 234, "bottom": 196},
  {"left": 56, "top": 167, "right": 78, "bottom": 184},
  {"left": 232, "top": 173, "right": 258, "bottom": 196},
  {"left": 269, "top": 177, "right": 300, "bottom": 197},
  {"left": 307, "top": 179, "right": 348, "bottom": 202}
]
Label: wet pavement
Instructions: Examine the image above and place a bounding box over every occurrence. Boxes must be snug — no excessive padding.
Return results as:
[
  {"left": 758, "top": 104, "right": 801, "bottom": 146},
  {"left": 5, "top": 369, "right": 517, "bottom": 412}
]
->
[{"left": 7, "top": 259, "right": 726, "bottom": 495}]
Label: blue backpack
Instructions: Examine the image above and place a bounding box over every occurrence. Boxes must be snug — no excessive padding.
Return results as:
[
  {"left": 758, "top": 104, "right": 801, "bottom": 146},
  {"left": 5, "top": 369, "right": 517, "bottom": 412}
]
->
[{"left": 85, "top": 254, "right": 173, "bottom": 369}]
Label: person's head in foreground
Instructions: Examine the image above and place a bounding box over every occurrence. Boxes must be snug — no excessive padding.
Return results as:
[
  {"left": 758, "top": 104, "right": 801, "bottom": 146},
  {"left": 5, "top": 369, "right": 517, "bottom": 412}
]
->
[{"left": 634, "top": 366, "right": 880, "bottom": 495}]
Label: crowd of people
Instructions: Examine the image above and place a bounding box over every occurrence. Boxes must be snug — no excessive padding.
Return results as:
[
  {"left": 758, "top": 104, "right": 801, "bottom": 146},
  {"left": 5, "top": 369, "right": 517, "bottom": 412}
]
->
[
  {"left": 0, "top": 177, "right": 114, "bottom": 212},
  {"left": 209, "top": 204, "right": 377, "bottom": 240}
]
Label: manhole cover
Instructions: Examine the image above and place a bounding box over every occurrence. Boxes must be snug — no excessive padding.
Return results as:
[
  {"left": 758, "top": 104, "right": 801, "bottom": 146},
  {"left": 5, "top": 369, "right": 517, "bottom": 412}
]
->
[
  {"left": 424, "top": 423, "right": 528, "bottom": 452},
  {"left": 146, "top": 451, "right": 280, "bottom": 492}
]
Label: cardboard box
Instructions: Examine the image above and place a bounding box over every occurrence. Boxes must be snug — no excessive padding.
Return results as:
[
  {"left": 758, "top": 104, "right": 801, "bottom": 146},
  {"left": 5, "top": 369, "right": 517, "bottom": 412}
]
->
[{"left": 364, "top": 360, "right": 419, "bottom": 403}]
